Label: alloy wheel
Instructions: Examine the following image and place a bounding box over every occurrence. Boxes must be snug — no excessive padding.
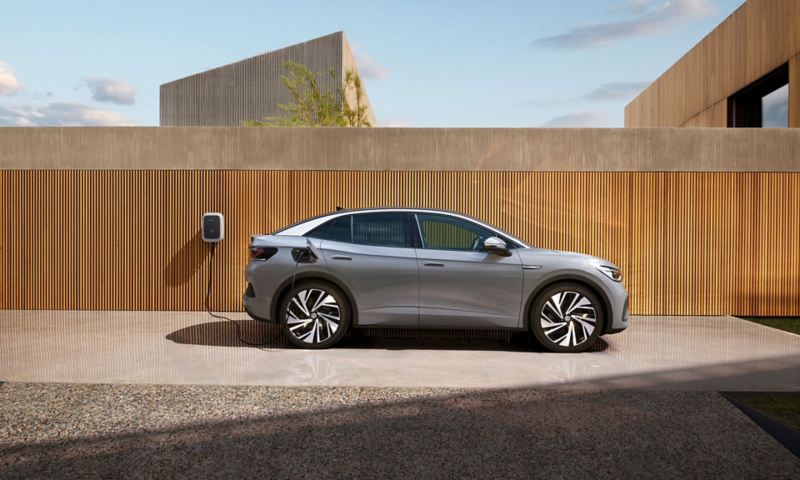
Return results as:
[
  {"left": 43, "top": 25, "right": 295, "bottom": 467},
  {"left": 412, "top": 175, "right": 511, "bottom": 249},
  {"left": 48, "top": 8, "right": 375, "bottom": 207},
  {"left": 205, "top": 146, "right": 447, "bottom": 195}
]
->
[
  {"left": 540, "top": 291, "right": 597, "bottom": 348},
  {"left": 285, "top": 288, "right": 341, "bottom": 344}
]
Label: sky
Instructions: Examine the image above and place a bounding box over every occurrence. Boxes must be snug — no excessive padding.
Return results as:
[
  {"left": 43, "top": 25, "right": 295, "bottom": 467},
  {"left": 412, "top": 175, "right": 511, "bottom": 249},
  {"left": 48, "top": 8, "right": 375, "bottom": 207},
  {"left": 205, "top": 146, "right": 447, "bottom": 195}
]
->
[{"left": 0, "top": 0, "right": 745, "bottom": 128}]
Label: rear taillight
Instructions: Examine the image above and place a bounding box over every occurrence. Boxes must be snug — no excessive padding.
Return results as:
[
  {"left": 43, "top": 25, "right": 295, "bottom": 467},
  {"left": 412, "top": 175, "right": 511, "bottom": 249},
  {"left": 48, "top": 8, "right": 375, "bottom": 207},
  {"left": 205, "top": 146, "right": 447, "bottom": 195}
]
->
[{"left": 250, "top": 246, "right": 278, "bottom": 261}]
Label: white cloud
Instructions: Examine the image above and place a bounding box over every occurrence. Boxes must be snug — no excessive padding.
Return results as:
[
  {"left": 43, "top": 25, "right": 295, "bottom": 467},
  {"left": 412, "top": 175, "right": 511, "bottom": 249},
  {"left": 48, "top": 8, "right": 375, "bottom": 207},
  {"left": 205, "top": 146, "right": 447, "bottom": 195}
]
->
[
  {"left": 83, "top": 76, "right": 136, "bottom": 105},
  {"left": 351, "top": 44, "right": 389, "bottom": 80},
  {"left": 532, "top": 0, "right": 714, "bottom": 49},
  {"left": 613, "top": 0, "right": 654, "bottom": 14},
  {"left": 0, "top": 102, "right": 131, "bottom": 126},
  {"left": 356, "top": 53, "right": 389, "bottom": 80},
  {"left": 0, "top": 62, "right": 24, "bottom": 96},
  {"left": 527, "top": 80, "right": 650, "bottom": 106},
  {"left": 581, "top": 81, "right": 650, "bottom": 101},
  {"left": 541, "top": 111, "right": 609, "bottom": 127},
  {"left": 377, "top": 118, "right": 411, "bottom": 127}
]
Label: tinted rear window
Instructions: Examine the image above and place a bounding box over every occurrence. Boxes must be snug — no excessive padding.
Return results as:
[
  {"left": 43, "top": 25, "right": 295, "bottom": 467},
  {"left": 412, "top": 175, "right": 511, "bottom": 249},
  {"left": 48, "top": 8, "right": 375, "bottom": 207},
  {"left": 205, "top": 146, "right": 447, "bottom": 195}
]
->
[
  {"left": 352, "top": 212, "right": 411, "bottom": 248},
  {"left": 305, "top": 216, "right": 352, "bottom": 243}
]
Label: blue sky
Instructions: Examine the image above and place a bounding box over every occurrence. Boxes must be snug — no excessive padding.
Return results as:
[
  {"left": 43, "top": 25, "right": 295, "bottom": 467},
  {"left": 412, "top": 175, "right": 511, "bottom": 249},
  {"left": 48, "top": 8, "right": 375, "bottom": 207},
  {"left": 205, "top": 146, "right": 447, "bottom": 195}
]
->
[{"left": 0, "top": 0, "right": 743, "bottom": 127}]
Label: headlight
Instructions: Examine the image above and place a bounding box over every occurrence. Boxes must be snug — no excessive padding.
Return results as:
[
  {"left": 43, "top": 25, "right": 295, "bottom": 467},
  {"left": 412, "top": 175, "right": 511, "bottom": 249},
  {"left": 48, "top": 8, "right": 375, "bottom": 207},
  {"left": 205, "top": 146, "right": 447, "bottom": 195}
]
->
[{"left": 597, "top": 265, "right": 623, "bottom": 282}]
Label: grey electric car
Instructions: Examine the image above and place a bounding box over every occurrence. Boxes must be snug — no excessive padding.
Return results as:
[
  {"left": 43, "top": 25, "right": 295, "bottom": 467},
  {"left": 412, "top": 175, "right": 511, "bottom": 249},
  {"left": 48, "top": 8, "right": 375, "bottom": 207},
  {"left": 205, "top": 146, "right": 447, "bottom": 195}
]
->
[{"left": 244, "top": 208, "right": 629, "bottom": 352}]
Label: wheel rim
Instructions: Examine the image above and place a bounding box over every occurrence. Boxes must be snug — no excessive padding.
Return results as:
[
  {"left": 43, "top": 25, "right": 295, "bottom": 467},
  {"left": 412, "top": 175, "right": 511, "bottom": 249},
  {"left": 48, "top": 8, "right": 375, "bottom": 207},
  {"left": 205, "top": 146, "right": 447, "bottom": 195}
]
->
[
  {"left": 286, "top": 288, "right": 341, "bottom": 344},
  {"left": 540, "top": 291, "right": 597, "bottom": 348}
]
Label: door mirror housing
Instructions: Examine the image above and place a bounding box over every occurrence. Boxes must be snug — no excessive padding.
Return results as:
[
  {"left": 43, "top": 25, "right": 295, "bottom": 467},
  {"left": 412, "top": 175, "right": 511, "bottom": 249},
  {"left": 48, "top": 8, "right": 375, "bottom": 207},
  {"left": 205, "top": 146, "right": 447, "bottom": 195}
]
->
[{"left": 483, "top": 236, "right": 511, "bottom": 256}]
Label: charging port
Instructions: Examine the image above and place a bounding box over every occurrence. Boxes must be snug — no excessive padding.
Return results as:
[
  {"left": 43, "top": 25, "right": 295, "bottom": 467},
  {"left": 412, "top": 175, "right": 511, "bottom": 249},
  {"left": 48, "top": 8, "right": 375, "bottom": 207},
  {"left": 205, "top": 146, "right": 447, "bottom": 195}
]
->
[{"left": 291, "top": 248, "right": 317, "bottom": 263}]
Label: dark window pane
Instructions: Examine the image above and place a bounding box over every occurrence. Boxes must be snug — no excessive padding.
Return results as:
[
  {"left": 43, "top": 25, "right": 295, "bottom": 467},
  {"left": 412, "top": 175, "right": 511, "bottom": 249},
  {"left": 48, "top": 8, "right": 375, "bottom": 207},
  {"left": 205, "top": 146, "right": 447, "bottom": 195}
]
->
[
  {"left": 306, "top": 216, "right": 352, "bottom": 243},
  {"left": 352, "top": 213, "right": 409, "bottom": 248},
  {"left": 728, "top": 64, "right": 788, "bottom": 128},
  {"left": 762, "top": 84, "right": 788, "bottom": 128},
  {"left": 417, "top": 213, "right": 494, "bottom": 251}
]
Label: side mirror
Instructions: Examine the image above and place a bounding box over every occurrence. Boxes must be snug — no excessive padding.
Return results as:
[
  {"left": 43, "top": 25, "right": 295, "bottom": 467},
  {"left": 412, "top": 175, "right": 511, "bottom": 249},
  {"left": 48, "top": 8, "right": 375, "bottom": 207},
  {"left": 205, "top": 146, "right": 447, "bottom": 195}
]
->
[{"left": 483, "top": 236, "right": 511, "bottom": 256}]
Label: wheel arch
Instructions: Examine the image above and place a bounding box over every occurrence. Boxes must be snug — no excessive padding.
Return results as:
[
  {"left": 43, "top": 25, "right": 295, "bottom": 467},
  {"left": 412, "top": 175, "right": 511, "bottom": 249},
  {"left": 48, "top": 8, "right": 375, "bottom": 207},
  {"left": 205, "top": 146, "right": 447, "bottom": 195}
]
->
[
  {"left": 269, "top": 271, "right": 359, "bottom": 326},
  {"left": 523, "top": 274, "right": 614, "bottom": 335}
]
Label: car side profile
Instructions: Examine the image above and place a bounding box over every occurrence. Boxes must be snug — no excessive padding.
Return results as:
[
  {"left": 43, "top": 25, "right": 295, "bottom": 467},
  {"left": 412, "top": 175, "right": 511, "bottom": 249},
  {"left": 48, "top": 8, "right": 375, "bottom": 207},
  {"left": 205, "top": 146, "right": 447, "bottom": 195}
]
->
[{"left": 243, "top": 208, "right": 629, "bottom": 353}]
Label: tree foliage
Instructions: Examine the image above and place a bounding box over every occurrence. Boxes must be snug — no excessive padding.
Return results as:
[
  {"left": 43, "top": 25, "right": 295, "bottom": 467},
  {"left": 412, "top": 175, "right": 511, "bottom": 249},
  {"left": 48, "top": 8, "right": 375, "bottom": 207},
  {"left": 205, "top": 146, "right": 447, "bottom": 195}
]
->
[
  {"left": 340, "top": 70, "right": 371, "bottom": 127},
  {"left": 243, "top": 61, "right": 372, "bottom": 127}
]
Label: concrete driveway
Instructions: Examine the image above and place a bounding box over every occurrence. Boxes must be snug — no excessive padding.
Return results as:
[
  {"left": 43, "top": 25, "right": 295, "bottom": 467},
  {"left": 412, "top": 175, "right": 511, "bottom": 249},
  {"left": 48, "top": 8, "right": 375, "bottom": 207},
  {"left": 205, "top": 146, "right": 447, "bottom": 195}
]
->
[{"left": 1, "top": 311, "right": 799, "bottom": 390}]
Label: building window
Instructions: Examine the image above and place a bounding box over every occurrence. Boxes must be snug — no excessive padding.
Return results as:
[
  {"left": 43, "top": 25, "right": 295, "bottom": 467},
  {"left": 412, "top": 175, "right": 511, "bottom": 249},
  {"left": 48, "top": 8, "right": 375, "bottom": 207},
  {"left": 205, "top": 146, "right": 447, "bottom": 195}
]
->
[
  {"left": 728, "top": 65, "right": 789, "bottom": 128},
  {"left": 762, "top": 84, "right": 789, "bottom": 128}
]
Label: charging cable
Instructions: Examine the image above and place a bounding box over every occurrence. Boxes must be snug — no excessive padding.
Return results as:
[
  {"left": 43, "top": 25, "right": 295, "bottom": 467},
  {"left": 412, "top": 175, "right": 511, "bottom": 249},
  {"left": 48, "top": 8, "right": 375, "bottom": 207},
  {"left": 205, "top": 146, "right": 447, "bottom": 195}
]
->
[{"left": 205, "top": 243, "right": 272, "bottom": 347}]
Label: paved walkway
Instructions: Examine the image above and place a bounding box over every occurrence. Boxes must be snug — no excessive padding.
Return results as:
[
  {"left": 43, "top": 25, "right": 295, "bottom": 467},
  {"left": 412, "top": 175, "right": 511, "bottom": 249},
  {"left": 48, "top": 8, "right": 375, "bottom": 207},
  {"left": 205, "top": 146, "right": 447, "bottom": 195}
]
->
[{"left": 1, "top": 312, "right": 799, "bottom": 390}]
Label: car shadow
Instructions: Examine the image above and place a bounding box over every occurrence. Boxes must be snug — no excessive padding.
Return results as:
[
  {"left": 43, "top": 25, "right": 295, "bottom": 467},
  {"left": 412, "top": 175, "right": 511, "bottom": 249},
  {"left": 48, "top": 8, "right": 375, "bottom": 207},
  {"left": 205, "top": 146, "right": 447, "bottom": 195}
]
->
[
  {"left": 166, "top": 320, "right": 609, "bottom": 353},
  {"left": 166, "top": 320, "right": 286, "bottom": 348}
]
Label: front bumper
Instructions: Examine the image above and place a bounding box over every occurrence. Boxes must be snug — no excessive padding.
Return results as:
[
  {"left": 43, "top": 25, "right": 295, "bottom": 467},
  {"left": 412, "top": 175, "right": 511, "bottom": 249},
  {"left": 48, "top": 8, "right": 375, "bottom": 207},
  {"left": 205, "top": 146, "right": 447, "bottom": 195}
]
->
[{"left": 605, "top": 293, "right": 629, "bottom": 334}]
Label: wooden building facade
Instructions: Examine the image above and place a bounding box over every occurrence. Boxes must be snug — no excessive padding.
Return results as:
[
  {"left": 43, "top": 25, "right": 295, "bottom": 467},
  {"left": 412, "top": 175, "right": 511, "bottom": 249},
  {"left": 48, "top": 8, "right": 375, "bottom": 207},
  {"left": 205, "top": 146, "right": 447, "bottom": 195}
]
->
[{"left": 625, "top": 0, "right": 800, "bottom": 128}]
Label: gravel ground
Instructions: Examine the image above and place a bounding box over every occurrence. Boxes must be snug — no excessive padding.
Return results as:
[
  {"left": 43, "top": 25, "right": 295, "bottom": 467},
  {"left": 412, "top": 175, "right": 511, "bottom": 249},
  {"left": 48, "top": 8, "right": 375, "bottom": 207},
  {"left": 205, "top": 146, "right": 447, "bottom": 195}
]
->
[{"left": 1, "top": 383, "right": 798, "bottom": 479}]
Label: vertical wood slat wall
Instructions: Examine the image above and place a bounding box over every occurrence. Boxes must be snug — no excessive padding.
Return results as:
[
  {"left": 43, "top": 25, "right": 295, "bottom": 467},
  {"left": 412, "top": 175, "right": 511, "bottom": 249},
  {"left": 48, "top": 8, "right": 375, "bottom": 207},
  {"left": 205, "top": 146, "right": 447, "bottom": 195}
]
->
[{"left": 1, "top": 170, "right": 799, "bottom": 316}]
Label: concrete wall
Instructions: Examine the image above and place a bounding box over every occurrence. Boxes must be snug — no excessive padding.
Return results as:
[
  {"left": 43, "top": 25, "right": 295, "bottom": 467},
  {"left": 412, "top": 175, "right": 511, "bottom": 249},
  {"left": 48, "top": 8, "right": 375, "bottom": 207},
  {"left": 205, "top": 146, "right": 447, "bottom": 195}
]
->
[
  {"left": 341, "top": 34, "right": 376, "bottom": 127},
  {"left": 159, "top": 32, "right": 375, "bottom": 126},
  {"left": 2, "top": 127, "right": 800, "bottom": 171},
  {"left": 625, "top": 0, "right": 800, "bottom": 127}
]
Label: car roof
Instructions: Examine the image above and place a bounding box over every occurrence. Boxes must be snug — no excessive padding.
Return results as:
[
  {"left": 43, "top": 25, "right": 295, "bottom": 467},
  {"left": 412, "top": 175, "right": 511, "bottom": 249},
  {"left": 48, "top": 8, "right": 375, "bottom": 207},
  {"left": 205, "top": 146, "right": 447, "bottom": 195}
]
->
[{"left": 273, "top": 207, "right": 530, "bottom": 248}]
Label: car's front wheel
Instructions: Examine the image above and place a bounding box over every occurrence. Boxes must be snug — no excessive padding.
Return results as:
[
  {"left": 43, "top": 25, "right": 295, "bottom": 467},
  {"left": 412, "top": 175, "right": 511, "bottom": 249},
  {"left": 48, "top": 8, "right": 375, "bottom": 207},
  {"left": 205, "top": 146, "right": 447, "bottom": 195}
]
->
[
  {"left": 279, "top": 281, "right": 351, "bottom": 349},
  {"left": 530, "top": 283, "right": 604, "bottom": 353}
]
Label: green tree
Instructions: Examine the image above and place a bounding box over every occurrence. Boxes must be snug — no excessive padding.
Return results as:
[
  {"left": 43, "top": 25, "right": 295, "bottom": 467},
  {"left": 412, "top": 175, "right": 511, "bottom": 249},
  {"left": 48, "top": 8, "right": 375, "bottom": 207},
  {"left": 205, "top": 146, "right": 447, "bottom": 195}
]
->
[
  {"left": 243, "top": 61, "right": 371, "bottom": 127},
  {"left": 340, "top": 70, "right": 371, "bottom": 127}
]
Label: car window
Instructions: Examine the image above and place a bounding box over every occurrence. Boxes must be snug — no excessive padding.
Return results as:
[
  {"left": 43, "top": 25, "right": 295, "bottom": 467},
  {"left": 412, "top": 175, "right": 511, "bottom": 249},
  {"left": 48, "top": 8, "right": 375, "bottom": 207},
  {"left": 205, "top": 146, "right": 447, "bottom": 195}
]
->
[
  {"left": 352, "top": 212, "right": 411, "bottom": 248},
  {"left": 305, "top": 215, "right": 352, "bottom": 243},
  {"left": 416, "top": 213, "right": 495, "bottom": 251}
]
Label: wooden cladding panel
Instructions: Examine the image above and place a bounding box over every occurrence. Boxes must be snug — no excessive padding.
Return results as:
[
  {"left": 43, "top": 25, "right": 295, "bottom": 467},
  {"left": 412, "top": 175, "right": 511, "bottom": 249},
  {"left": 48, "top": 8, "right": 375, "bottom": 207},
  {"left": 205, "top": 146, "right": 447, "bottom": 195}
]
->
[
  {"left": 1, "top": 171, "right": 799, "bottom": 316},
  {"left": 791, "top": 55, "right": 800, "bottom": 128},
  {"left": 681, "top": 100, "right": 728, "bottom": 127},
  {"left": 626, "top": 0, "right": 800, "bottom": 127}
]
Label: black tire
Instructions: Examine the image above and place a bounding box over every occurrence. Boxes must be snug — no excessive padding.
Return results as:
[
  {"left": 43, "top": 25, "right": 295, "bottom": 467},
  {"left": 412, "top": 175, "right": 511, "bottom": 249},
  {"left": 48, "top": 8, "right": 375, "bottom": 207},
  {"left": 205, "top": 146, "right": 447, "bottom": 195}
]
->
[
  {"left": 530, "top": 282, "right": 604, "bottom": 353},
  {"left": 279, "top": 280, "right": 351, "bottom": 349}
]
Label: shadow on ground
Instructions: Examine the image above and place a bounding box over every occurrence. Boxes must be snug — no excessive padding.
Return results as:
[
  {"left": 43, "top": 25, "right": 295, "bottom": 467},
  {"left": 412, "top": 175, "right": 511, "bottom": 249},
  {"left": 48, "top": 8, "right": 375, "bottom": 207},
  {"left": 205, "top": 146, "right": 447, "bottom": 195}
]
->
[
  {"left": 165, "top": 320, "right": 608, "bottom": 353},
  {"left": 1, "top": 384, "right": 797, "bottom": 479}
]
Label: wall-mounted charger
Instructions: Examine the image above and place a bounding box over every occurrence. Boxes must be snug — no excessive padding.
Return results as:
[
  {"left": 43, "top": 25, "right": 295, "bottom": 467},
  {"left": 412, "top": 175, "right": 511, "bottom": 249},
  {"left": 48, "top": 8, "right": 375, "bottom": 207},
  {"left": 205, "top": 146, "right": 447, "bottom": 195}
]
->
[
  {"left": 201, "top": 210, "right": 265, "bottom": 346},
  {"left": 202, "top": 212, "right": 224, "bottom": 243}
]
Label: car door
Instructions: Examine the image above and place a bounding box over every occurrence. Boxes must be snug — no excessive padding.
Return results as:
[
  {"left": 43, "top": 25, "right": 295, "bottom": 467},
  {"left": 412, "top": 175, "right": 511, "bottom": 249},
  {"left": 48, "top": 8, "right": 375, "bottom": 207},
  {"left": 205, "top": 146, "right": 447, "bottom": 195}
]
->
[
  {"left": 415, "top": 213, "right": 523, "bottom": 328},
  {"left": 308, "top": 212, "right": 419, "bottom": 327}
]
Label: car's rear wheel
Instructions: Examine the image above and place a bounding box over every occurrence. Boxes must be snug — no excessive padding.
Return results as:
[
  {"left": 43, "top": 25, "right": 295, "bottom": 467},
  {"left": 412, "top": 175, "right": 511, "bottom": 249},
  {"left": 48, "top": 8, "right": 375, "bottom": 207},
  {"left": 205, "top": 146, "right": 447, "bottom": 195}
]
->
[
  {"left": 279, "top": 281, "right": 351, "bottom": 349},
  {"left": 530, "top": 283, "right": 604, "bottom": 353}
]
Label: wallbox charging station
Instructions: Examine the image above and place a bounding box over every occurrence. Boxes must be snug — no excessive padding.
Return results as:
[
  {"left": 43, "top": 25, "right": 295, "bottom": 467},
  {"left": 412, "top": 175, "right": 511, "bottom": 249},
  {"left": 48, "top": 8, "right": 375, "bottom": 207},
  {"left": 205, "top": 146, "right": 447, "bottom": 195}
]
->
[
  {"left": 201, "top": 212, "right": 269, "bottom": 346},
  {"left": 202, "top": 212, "right": 224, "bottom": 243}
]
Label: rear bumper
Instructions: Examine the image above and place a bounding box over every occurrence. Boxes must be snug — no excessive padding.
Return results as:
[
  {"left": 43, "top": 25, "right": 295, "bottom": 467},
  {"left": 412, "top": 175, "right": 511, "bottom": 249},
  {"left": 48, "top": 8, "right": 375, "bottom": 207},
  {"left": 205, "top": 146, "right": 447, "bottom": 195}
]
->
[{"left": 243, "top": 294, "right": 273, "bottom": 323}]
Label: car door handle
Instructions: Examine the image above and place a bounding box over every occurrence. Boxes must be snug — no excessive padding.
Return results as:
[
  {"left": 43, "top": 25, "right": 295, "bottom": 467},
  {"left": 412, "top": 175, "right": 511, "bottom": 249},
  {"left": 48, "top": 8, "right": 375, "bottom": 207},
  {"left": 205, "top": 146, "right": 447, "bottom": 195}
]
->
[
  {"left": 331, "top": 255, "right": 352, "bottom": 261},
  {"left": 423, "top": 262, "right": 444, "bottom": 267}
]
